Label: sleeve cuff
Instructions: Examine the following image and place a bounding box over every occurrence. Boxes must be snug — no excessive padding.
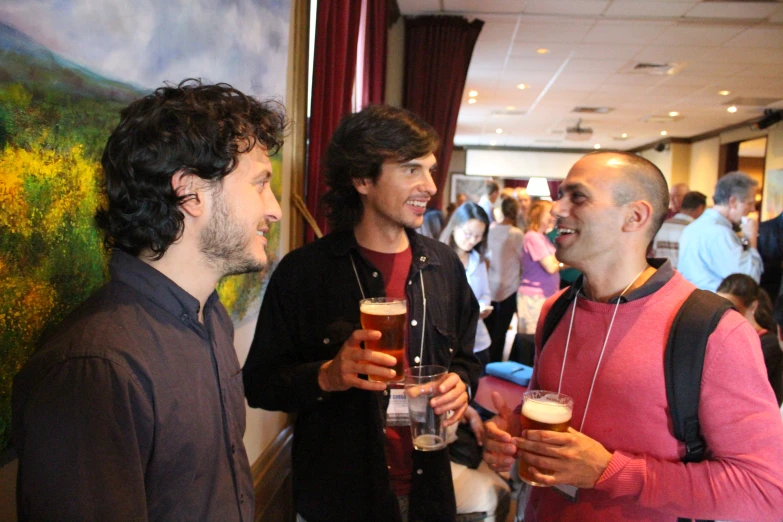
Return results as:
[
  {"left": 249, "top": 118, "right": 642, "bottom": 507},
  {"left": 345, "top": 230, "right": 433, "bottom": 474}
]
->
[
  {"left": 297, "top": 360, "right": 332, "bottom": 407},
  {"left": 594, "top": 450, "right": 646, "bottom": 499}
]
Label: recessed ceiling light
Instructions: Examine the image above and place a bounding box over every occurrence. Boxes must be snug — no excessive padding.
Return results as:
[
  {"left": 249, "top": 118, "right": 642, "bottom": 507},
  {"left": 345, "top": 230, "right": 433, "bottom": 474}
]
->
[
  {"left": 669, "top": 111, "right": 679, "bottom": 117},
  {"left": 468, "top": 98, "right": 476, "bottom": 104},
  {"left": 517, "top": 84, "right": 529, "bottom": 90},
  {"left": 506, "top": 106, "right": 516, "bottom": 110},
  {"left": 718, "top": 90, "right": 731, "bottom": 96},
  {"left": 594, "top": 144, "right": 601, "bottom": 149},
  {"left": 661, "top": 130, "right": 668, "bottom": 136},
  {"left": 621, "top": 133, "right": 628, "bottom": 138},
  {"left": 469, "top": 90, "right": 478, "bottom": 97},
  {"left": 496, "top": 128, "right": 503, "bottom": 134},
  {"left": 536, "top": 48, "right": 549, "bottom": 54},
  {"left": 727, "top": 106, "right": 738, "bottom": 113},
  {"left": 489, "top": 140, "right": 497, "bottom": 146}
]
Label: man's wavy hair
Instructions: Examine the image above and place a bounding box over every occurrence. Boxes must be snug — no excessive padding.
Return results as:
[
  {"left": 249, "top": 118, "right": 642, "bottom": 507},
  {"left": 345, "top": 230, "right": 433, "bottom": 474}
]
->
[
  {"left": 95, "top": 79, "right": 287, "bottom": 259},
  {"left": 321, "top": 105, "right": 440, "bottom": 231}
]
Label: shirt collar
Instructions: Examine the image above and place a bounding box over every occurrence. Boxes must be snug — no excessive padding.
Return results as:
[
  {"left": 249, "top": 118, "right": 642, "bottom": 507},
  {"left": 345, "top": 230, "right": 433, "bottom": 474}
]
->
[
  {"left": 329, "top": 227, "right": 443, "bottom": 268},
  {"left": 110, "top": 250, "right": 213, "bottom": 320},
  {"left": 566, "top": 258, "right": 674, "bottom": 304}
]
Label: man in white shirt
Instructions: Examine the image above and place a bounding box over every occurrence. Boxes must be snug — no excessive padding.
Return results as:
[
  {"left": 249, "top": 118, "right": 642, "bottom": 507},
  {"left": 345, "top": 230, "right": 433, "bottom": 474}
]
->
[{"left": 651, "top": 191, "right": 706, "bottom": 268}]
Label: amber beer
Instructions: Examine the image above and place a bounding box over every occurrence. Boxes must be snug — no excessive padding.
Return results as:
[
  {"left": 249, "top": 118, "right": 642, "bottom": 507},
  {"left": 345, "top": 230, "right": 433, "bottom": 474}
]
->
[
  {"left": 519, "top": 390, "right": 573, "bottom": 486},
  {"left": 359, "top": 298, "right": 407, "bottom": 383}
]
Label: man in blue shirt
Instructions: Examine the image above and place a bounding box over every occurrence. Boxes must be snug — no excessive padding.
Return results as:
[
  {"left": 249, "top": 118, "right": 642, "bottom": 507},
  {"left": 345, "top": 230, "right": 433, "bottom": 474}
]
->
[{"left": 678, "top": 171, "right": 763, "bottom": 291}]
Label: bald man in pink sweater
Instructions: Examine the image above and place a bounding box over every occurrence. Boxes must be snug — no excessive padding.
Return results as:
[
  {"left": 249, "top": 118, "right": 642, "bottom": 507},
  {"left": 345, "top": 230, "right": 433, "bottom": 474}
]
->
[{"left": 483, "top": 151, "right": 783, "bottom": 522}]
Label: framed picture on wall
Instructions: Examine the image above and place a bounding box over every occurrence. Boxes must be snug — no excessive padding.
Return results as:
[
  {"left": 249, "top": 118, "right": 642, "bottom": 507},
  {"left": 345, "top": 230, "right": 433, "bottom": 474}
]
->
[
  {"left": 450, "top": 173, "right": 492, "bottom": 203},
  {"left": 762, "top": 169, "right": 783, "bottom": 221}
]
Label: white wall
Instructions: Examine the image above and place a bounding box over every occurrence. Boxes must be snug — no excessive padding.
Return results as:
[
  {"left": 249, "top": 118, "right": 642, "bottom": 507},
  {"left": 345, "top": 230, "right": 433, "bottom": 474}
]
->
[
  {"left": 639, "top": 147, "right": 673, "bottom": 185},
  {"left": 465, "top": 149, "right": 583, "bottom": 179},
  {"left": 687, "top": 137, "right": 721, "bottom": 198}
]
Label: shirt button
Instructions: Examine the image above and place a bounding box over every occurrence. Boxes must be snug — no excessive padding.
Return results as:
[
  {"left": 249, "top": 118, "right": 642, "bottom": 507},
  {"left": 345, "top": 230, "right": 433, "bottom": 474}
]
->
[
  {"left": 408, "top": 280, "right": 412, "bottom": 285},
  {"left": 417, "top": 469, "right": 423, "bottom": 475},
  {"left": 411, "top": 319, "right": 418, "bottom": 326},
  {"left": 414, "top": 356, "right": 421, "bottom": 364},
  {"left": 420, "top": 256, "right": 426, "bottom": 262},
  {"left": 323, "top": 338, "right": 330, "bottom": 344},
  {"left": 449, "top": 348, "right": 454, "bottom": 353},
  {"left": 383, "top": 390, "right": 388, "bottom": 396},
  {"left": 180, "top": 313, "right": 188, "bottom": 322},
  {"left": 317, "top": 396, "right": 324, "bottom": 401},
  {"left": 372, "top": 271, "right": 379, "bottom": 277},
  {"left": 383, "top": 428, "right": 387, "bottom": 434}
]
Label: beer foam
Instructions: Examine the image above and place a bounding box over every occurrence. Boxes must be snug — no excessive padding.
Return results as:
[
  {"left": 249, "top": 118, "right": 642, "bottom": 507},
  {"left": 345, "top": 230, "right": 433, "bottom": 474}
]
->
[
  {"left": 521, "top": 398, "right": 572, "bottom": 425},
  {"left": 360, "top": 302, "right": 407, "bottom": 316}
]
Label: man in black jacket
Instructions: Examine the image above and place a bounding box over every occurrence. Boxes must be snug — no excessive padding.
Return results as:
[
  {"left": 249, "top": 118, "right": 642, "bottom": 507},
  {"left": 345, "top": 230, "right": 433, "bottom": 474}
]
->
[{"left": 243, "top": 105, "right": 481, "bottom": 522}]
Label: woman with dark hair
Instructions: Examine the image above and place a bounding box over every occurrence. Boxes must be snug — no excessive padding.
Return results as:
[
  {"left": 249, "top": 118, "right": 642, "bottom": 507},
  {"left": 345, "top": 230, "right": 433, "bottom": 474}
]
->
[
  {"left": 717, "top": 273, "right": 783, "bottom": 406},
  {"left": 440, "top": 202, "right": 493, "bottom": 366},
  {"left": 517, "top": 200, "right": 560, "bottom": 334}
]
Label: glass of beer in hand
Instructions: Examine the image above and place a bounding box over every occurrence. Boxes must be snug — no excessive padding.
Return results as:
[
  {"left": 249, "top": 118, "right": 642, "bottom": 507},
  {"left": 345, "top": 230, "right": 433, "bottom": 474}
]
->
[
  {"left": 519, "top": 390, "right": 573, "bottom": 486},
  {"left": 359, "top": 298, "right": 407, "bottom": 383}
]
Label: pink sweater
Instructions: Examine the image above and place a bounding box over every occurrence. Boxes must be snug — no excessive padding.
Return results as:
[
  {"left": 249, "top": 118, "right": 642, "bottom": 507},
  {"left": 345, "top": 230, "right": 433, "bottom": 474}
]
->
[{"left": 525, "top": 272, "right": 783, "bottom": 522}]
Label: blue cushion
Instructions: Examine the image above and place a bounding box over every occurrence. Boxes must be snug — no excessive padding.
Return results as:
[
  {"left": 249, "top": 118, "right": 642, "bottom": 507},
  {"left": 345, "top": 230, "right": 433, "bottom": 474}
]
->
[{"left": 485, "top": 361, "right": 533, "bottom": 386}]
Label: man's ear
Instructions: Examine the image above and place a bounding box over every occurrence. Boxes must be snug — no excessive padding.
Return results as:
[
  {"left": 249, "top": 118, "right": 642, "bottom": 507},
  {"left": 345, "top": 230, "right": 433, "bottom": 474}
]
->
[
  {"left": 172, "top": 171, "right": 206, "bottom": 218},
  {"left": 352, "top": 177, "right": 372, "bottom": 196},
  {"left": 621, "top": 200, "right": 653, "bottom": 233}
]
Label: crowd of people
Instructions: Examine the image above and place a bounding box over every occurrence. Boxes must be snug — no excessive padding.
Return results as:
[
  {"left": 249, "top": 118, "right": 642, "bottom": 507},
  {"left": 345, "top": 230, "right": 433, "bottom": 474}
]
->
[{"left": 9, "top": 80, "right": 783, "bottom": 522}]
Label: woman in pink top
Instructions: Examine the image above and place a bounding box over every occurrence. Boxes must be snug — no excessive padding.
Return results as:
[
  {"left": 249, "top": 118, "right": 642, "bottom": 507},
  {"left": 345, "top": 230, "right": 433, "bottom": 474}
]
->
[{"left": 518, "top": 200, "right": 560, "bottom": 334}]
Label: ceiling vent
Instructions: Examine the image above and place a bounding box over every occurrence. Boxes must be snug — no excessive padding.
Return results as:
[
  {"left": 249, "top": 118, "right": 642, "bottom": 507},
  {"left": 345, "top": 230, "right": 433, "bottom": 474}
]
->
[
  {"left": 572, "top": 107, "right": 614, "bottom": 114},
  {"left": 625, "top": 62, "right": 686, "bottom": 76},
  {"left": 565, "top": 119, "right": 593, "bottom": 141},
  {"left": 643, "top": 114, "right": 683, "bottom": 124}
]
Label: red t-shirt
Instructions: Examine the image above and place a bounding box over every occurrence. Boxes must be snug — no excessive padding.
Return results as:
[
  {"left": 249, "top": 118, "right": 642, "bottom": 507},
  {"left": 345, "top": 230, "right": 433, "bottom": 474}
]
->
[{"left": 358, "top": 245, "right": 414, "bottom": 497}]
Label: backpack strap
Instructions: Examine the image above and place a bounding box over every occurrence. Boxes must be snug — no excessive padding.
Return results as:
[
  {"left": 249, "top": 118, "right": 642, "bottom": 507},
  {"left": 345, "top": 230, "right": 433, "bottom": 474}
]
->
[
  {"left": 665, "top": 289, "right": 733, "bottom": 465},
  {"left": 540, "top": 284, "right": 580, "bottom": 350}
]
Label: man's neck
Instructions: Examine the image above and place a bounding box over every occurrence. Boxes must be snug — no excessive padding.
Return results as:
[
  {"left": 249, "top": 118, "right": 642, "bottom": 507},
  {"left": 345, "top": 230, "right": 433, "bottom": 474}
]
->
[
  {"left": 353, "top": 217, "right": 409, "bottom": 253},
  {"left": 581, "top": 257, "right": 653, "bottom": 303},
  {"left": 140, "top": 245, "right": 220, "bottom": 322},
  {"left": 712, "top": 204, "right": 732, "bottom": 221}
]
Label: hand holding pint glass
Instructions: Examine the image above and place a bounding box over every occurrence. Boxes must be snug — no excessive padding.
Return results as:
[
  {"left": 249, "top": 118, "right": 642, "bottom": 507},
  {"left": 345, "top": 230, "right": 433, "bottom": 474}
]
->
[
  {"left": 359, "top": 298, "right": 407, "bottom": 383},
  {"left": 518, "top": 390, "right": 573, "bottom": 486}
]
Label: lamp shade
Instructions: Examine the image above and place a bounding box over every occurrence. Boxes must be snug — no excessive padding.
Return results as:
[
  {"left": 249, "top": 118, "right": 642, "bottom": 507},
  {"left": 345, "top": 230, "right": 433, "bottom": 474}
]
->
[{"left": 526, "top": 177, "right": 551, "bottom": 198}]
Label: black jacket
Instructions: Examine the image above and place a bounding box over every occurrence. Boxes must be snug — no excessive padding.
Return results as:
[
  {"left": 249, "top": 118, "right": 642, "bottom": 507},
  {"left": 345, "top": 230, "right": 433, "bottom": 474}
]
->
[
  {"left": 243, "top": 229, "right": 480, "bottom": 522},
  {"left": 758, "top": 212, "right": 783, "bottom": 299}
]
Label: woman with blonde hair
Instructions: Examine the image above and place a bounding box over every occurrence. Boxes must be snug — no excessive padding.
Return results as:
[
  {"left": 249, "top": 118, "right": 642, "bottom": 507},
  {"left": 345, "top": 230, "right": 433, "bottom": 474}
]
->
[{"left": 517, "top": 200, "right": 560, "bottom": 334}]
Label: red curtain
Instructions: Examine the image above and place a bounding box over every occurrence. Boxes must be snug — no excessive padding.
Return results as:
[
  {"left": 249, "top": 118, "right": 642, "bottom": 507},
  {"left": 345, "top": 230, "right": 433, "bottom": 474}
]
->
[
  {"left": 362, "top": 0, "right": 388, "bottom": 107},
  {"left": 306, "top": 1, "right": 362, "bottom": 241},
  {"left": 503, "top": 179, "right": 528, "bottom": 189},
  {"left": 403, "top": 16, "right": 483, "bottom": 210}
]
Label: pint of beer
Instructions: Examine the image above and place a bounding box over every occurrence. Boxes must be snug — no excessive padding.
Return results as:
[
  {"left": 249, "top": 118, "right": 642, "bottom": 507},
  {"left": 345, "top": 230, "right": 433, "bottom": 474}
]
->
[
  {"left": 519, "top": 390, "right": 573, "bottom": 486},
  {"left": 359, "top": 298, "right": 407, "bottom": 383}
]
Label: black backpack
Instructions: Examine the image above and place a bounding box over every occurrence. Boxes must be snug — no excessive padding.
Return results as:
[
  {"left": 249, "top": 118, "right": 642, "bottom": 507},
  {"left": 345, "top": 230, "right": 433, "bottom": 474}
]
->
[{"left": 540, "top": 287, "right": 734, "bottom": 522}]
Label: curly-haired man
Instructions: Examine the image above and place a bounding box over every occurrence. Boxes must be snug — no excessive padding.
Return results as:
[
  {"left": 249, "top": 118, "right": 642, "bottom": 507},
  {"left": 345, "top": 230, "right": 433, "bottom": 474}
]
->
[{"left": 13, "top": 79, "right": 285, "bottom": 521}]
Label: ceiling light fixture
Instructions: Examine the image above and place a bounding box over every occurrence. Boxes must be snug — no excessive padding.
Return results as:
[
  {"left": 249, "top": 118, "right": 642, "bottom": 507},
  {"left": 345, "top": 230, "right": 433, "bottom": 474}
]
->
[
  {"left": 621, "top": 133, "right": 628, "bottom": 138},
  {"left": 506, "top": 106, "right": 516, "bottom": 110},
  {"left": 661, "top": 130, "right": 668, "bottom": 136},
  {"left": 469, "top": 90, "right": 478, "bottom": 97},
  {"left": 718, "top": 90, "right": 730, "bottom": 96},
  {"left": 594, "top": 144, "right": 601, "bottom": 149},
  {"left": 536, "top": 48, "right": 549, "bottom": 54},
  {"left": 495, "top": 128, "right": 503, "bottom": 134},
  {"left": 489, "top": 140, "right": 497, "bottom": 146},
  {"left": 727, "top": 106, "right": 738, "bottom": 113},
  {"left": 669, "top": 111, "right": 679, "bottom": 117},
  {"left": 468, "top": 98, "right": 476, "bottom": 104},
  {"left": 517, "top": 83, "right": 529, "bottom": 90}
]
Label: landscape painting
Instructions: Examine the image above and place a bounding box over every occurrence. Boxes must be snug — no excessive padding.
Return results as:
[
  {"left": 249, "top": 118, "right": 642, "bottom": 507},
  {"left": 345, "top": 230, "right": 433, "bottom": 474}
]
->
[{"left": 0, "top": 0, "right": 290, "bottom": 450}]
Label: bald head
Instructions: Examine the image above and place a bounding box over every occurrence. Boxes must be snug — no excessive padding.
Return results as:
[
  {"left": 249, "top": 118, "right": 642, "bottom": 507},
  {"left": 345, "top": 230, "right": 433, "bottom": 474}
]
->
[
  {"left": 669, "top": 182, "right": 689, "bottom": 213},
  {"left": 579, "top": 151, "right": 669, "bottom": 239}
]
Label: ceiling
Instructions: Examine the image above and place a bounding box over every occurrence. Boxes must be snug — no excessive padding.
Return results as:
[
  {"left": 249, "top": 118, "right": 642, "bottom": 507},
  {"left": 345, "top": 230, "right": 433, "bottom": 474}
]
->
[{"left": 396, "top": 0, "right": 783, "bottom": 151}]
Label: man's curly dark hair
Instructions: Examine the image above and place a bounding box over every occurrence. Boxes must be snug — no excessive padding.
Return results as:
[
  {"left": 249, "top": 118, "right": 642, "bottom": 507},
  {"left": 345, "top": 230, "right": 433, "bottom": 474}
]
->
[
  {"left": 95, "top": 78, "right": 287, "bottom": 259},
  {"left": 321, "top": 105, "right": 439, "bottom": 231}
]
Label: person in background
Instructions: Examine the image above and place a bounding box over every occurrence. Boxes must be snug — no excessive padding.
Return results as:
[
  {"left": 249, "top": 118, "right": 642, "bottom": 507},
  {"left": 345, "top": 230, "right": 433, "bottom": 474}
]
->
[
  {"left": 546, "top": 226, "right": 581, "bottom": 290},
  {"left": 516, "top": 187, "right": 532, "bottom": 231},
  {"left": 440, "top": 202, "right": 493, "bottom": 367},
  {"left": 444, "top": 192, "right": 469, "bottom": 226},
  {"left": 485, "top": 196, "right": 524, "bottom": 363},
  {"left": 651, "top": 190, "right": 707, "bottom": 268},
  {"left": 478, "top": 180, "right": 500, "bottom": 224},
  {"left": 758, "top": 210, "right": 783, "bottom": 301},
  {"left": 12, "top": 80, "right": 286, "bottom": 521},
  {"left": 517, "top": 200, "right": 560, "bottom": 334},
  {"left": 417, "top": 207, "right": 445, "bottom": 240},
  {"left": 717, "top": 273, "right": 783, "bottom": 406},
  {"left": 243, "top": 105, "right": 480, "bottom": 522},
  {"left": 666, "top": 181, "right": 690, "bottom": 219},
  {"left": 679, "top": 171, "right": 762, "bottom": 291}
]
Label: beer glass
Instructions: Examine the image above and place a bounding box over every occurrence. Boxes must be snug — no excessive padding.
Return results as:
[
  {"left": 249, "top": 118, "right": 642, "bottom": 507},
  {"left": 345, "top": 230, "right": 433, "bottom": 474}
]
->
[
  {"left": 518, "top": 390, "right": 573, "bottom": 486},
  {"left": 405, "top": 365, "right": 448, "bottom": 451},
  {"left": 359, "top": 297, "right": 407, "bottom": 383}
]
